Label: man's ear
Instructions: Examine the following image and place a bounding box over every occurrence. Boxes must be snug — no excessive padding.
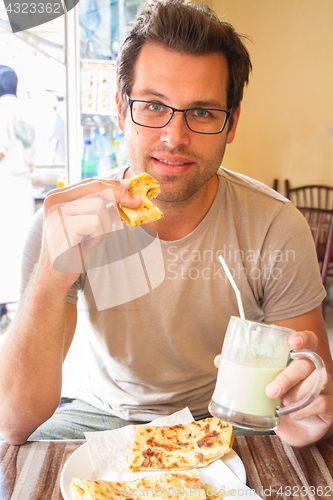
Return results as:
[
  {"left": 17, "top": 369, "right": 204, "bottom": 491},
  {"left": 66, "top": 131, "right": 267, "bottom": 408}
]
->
[
  {"left": 226, "top": 105, "right": 241, "bottom": 144},
  {"left": 116, "top": 91, "right": 125, "bottom": 132}
]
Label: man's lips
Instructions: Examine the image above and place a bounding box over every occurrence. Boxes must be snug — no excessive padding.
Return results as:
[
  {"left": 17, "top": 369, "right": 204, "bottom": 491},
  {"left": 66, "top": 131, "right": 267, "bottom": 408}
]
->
[
  {"left": 152, "top": 155, "right": 194, "bottom": 173},
  {"left": 158, "top": 159, "right": 187, "bottom": 166}
]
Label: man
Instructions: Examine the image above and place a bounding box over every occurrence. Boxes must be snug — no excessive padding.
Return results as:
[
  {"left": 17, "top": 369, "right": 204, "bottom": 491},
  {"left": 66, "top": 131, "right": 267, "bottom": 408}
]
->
[
  {"left": 0, "top": 65, "right": 35, "bottom": 321},
  {"left": 0, "top": 0, "right": 332, "bottom": 447}
]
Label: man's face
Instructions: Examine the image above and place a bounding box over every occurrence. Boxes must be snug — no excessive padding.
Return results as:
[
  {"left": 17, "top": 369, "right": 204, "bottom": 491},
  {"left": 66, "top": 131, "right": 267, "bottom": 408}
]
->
[{"left": 117, "top": 42, "right": 239, "bottom": 203}]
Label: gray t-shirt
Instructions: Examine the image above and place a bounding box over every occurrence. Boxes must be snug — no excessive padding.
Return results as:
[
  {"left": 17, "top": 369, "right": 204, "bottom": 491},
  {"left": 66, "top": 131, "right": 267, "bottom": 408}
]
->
[{"left": 21, "top": 167, "right": 325, "bottom": 420}]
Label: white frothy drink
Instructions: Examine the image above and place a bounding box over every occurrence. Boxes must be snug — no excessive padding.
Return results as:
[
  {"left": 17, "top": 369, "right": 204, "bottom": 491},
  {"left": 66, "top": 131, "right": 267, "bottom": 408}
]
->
[
  {"left": 209, "top": 317, "right": 324, "bottom": 431},
  {"left": 212, "top": 357, "right": 284, "bottom": 417}
]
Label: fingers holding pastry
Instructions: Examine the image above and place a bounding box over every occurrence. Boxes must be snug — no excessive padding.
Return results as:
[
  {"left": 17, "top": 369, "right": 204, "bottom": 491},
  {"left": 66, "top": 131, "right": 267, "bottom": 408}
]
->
[{"left": 118, "top": 173, "right": 164, "bottom": 227}]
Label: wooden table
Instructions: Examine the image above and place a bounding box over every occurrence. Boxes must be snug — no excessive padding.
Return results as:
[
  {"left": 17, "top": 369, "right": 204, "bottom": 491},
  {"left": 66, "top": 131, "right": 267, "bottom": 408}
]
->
[{"left": 0, "top": 435, "right": 332, "bottom": 500}]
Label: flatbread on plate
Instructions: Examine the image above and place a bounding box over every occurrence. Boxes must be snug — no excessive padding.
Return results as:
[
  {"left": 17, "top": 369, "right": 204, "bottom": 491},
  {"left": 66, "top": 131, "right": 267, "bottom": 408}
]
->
[
  {"left": 128, "top": 417, "right": 233, "bottom": 472},
  {"left": 71, "top": 471, "right": 205, "bottom": 500},
  {"left": 118, "top": 172, "right": 163, "bottom": 227}
]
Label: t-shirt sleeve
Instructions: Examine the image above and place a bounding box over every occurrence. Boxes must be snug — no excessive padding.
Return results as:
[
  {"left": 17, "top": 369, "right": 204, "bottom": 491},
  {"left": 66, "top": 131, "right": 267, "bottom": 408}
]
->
[
  {"left": 259, "top": 202, "right": 326, "bottom": 322},
  {"left": 20, "top": 207, "right": 80, "bottom": 305}
]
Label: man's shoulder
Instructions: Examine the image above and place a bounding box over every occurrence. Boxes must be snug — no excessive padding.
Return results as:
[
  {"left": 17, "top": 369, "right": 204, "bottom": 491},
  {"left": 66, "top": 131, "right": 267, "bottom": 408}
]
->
[{"left": 218, "top": 167, "right": 288, "bottom": 204}]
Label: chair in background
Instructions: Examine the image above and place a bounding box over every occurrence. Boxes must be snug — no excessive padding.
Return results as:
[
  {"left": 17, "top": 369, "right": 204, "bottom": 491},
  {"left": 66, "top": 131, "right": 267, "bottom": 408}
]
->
[
  {"left": 284, "top": 180, "right": 333, "bottom": 210},
  {"left": 285, "top": 180, "right": 333, "bottom": 315},
  {"left": 297, "top": 207, "right": 333, "bottom": 318}
]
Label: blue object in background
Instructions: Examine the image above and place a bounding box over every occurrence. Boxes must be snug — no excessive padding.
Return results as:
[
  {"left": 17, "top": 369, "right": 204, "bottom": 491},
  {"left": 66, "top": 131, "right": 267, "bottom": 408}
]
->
[
  {"left": 82, "top": 139, "right": 97, "bottom": 179},
  {"left": 93, "top": 128, "right": 117, "bottom": 174}
]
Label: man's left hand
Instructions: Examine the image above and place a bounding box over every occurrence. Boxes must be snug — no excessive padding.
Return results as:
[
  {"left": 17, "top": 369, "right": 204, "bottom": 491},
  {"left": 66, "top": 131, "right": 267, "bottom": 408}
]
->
[{"left": 265, "top": 330, "right": 333, "bottom": 447}]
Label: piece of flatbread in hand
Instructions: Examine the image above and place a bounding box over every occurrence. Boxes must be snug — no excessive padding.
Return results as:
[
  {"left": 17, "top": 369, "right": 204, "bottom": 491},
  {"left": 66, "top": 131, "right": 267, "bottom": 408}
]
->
[
  {"left": 71, "top": 471, "right": 205, "bottom": 500},
  {"left": 118, "top": 172, "right": 163, "bottom": 227},
  {"left": 128, "top": 417, "right": 234, "bottom": 472}
]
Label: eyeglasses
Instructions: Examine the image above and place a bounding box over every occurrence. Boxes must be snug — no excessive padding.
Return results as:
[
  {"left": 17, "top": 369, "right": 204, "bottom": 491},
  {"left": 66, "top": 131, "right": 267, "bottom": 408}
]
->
[{"left": 126, "top": 95, "right": 231, "bottom": 135}]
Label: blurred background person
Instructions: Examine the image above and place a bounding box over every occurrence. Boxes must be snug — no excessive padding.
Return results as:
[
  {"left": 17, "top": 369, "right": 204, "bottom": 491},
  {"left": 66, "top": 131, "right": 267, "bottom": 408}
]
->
[{"left": 0, "top": 65, "right": 36, "bottom": 327}]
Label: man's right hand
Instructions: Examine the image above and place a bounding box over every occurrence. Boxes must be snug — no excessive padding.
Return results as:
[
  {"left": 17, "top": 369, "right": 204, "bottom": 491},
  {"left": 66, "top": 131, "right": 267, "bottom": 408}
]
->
[
  {"left": 39, "top": 177, "right": 142, "bottom": 289},
  {"left": 0, "top": 177, "right": 142, "bottom": 445}
]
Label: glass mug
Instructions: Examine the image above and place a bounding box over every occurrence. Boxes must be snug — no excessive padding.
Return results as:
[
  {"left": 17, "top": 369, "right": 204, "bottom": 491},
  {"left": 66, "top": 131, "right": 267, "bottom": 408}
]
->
[{"left": 209, "top": 316, "right": 326, "bottom": 431}]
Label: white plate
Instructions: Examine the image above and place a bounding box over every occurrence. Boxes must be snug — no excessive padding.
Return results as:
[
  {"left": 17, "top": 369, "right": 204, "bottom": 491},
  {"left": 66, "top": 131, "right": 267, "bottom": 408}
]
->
[{"left": 60, "top": 442, "right": 246, "bottom": 500}]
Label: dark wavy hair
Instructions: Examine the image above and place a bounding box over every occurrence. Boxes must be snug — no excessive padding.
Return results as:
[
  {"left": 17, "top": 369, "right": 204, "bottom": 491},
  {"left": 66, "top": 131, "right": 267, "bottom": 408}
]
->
[{"left": 116, "top": 0, "right": 252, "bottom": 127}]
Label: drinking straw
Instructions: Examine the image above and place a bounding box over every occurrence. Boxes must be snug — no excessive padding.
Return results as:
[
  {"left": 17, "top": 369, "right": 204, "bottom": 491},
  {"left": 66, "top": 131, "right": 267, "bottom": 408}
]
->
[{"left": 218, "top": 254, "right": 245, "bottom": 320}]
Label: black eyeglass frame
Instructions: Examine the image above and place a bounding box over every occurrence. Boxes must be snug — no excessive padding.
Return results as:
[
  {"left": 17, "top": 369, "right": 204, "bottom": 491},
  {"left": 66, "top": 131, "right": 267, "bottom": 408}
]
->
[{"left": 126, "top": 95, "right": 231, "bottom": 135}]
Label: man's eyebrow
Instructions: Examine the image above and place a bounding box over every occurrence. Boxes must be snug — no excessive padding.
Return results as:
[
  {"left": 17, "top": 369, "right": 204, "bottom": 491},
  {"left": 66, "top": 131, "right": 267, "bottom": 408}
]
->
[
  {"left": 191, "top": 99, "right": 226, "bottom": 108},
  {"left": 133, "top": 93, "right": 226, "bottom": 110},
  {"left": 134, "top": 90, "right": 166, "bottom": 100},
  {"left": 133, "top": 89, "right": 225, "bottom": 106}
]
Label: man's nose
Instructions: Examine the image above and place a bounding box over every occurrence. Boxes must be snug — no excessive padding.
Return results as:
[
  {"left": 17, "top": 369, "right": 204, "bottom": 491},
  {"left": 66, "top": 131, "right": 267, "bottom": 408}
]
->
[{"left": 160, "top": 111, "right": 191, "bottom": 148}]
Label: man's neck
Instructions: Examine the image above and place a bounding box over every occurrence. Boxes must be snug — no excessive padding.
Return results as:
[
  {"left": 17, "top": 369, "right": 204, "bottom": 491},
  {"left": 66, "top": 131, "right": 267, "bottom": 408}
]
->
[{"left": 124, "top": 169, "right": 219, "bottom": 241}]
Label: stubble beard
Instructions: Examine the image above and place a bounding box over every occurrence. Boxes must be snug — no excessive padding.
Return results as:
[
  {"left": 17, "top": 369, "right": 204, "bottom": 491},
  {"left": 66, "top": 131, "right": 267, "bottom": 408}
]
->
[
  {"left": 124, "top": 140, "right": 227, "bottom": 205},
  {"left": 155, "top": 172, "right": 214, "bottom": 204}
]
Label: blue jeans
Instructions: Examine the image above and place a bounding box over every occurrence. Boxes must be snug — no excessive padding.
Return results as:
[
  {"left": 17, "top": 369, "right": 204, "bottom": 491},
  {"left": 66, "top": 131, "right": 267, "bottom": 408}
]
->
[
  {"left": 27, "top": 398, "right": 147, "bottom": 440},
  {"left": 24, "top": 398, "right": 274, "bottom": 440}
]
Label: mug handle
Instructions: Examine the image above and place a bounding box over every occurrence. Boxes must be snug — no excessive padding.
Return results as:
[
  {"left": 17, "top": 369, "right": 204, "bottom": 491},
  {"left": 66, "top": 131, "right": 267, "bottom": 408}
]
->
[{"left": 276, "top": 350, "right": 326, "bottom": 416}]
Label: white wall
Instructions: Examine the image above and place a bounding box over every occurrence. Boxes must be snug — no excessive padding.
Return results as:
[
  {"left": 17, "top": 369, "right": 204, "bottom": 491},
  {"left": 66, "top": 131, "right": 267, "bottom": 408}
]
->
[{"left": 201, "top": 0, "right": 333, "bottom": 192}]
